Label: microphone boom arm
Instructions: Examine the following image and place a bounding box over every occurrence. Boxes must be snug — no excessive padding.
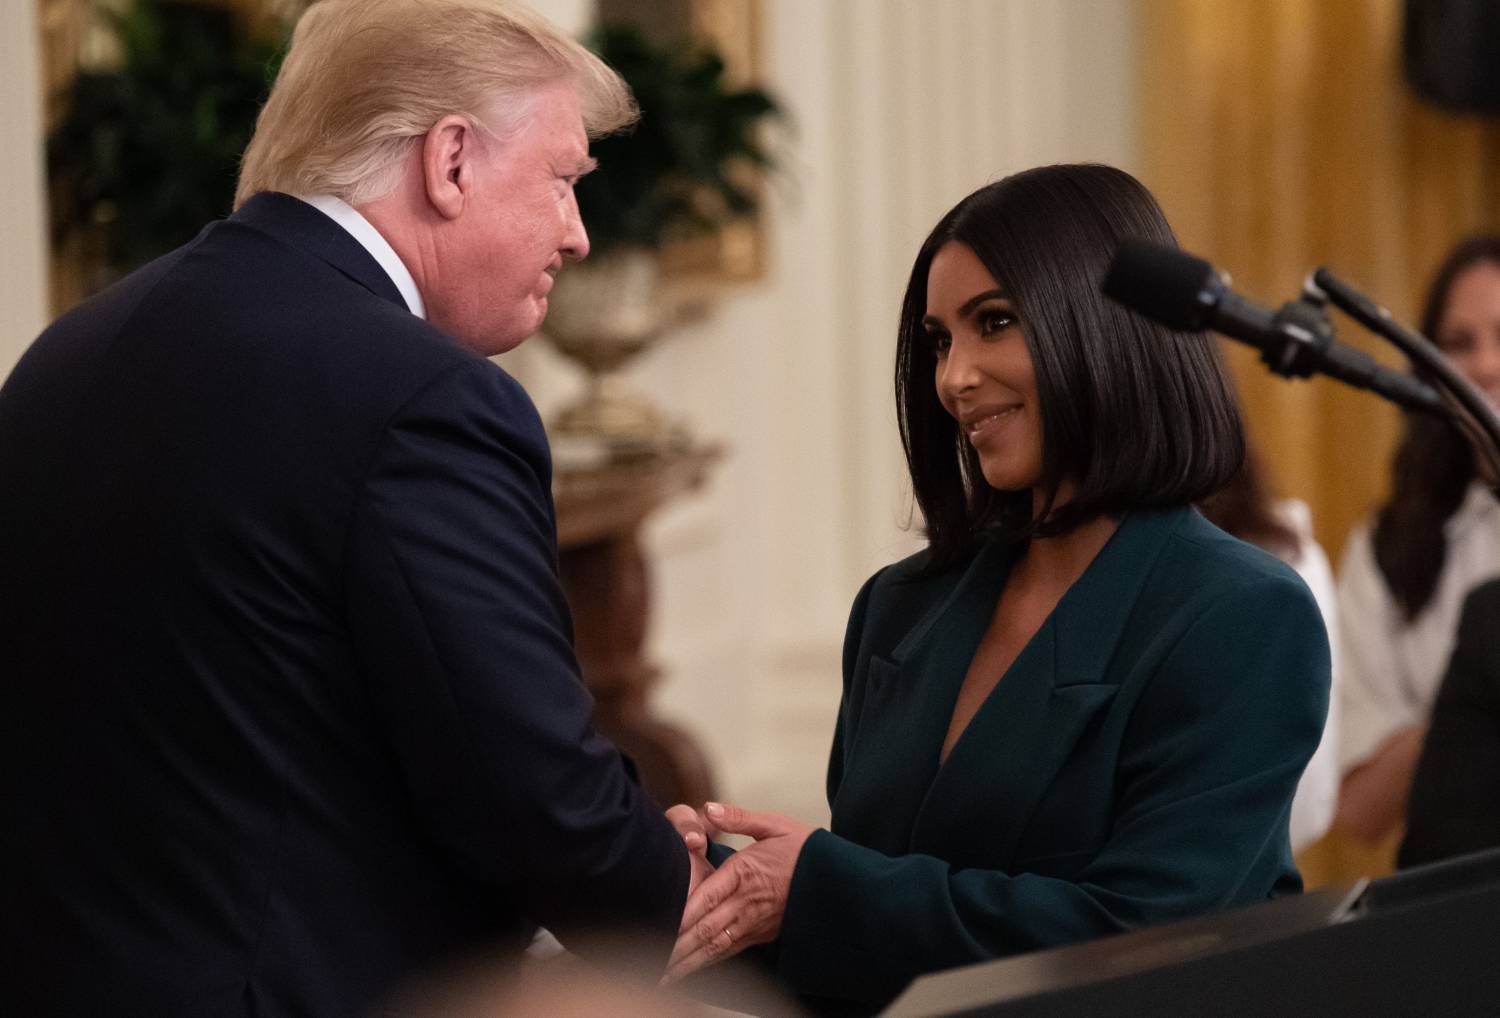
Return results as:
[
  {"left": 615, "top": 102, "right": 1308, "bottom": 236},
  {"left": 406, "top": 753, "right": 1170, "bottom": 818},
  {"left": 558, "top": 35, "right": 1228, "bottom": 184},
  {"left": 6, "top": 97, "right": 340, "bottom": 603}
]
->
[{"left": 1310, "top": 267, "right": 1500, "bottom": 491}]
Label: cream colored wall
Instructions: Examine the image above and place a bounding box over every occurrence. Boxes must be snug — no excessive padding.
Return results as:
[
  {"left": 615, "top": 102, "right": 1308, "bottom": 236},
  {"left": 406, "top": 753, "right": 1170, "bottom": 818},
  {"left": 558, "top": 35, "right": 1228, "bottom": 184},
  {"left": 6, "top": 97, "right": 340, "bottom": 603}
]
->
[
  {"left": 1, "top": 0, "right": 49, "bottom": 381},
  {"left": 517, "top": 0, "right": 1140, "bottom": 822}
]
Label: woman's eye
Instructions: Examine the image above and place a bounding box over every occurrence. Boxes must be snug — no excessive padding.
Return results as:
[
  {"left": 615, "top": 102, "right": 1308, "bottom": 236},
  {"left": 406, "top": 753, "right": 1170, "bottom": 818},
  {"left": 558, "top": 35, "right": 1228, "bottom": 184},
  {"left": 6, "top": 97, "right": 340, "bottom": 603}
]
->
[
  {"left": 1440, "top": 331, "right": 1475, "bottom": 355},
  {"left": 926, "top": 330, "right": 952, "bottom": 356},
  {"left": 978, "top": 309, "right": 1015, "bottom": 336}
]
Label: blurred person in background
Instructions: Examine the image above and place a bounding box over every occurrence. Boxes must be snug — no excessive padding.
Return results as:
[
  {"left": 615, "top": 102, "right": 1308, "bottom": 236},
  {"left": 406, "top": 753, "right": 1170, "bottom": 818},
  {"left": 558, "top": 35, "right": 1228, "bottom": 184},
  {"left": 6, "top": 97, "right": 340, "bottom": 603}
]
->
[
  {"left": 388, "top": 944, "right": 792, "bottom": 1018},
  {"left": 0, "top": 3, "right": 700, "bottom": 1016},
  {"left": 1335, "top": 235, "right": 1500, "bottom": 847},
  {"left": 663, "top": 164, "right": 1330, "bottom": 1016},
  {"left": 1201, "top": 448, "right": 1342, "bottom": 853}
]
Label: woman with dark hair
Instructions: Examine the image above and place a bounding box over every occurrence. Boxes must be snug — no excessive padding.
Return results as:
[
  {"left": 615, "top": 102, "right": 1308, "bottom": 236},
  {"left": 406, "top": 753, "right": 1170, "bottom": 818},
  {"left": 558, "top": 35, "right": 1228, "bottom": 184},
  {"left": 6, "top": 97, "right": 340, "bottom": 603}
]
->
[
  {"left": 666, "top": 165, "right": 1330, "bottom": 1015},
  {"left": 1334, "top": 235, "right": 1500, "bottom": 848}
]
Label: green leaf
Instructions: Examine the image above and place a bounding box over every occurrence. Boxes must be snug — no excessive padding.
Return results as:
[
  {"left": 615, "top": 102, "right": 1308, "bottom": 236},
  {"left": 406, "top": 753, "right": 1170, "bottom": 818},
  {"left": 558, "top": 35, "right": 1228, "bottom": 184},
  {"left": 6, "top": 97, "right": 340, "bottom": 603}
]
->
[{"left": 576, "top": 21, "right": 781, "bottom": 256}]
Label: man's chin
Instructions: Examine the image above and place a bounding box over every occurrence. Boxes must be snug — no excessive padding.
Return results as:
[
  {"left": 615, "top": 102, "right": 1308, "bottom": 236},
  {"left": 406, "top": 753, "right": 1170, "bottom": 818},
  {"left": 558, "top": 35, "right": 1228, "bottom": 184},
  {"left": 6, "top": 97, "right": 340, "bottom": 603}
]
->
[
  {"left": 482, "top": 327, "right": 536, "bottom": 357},
  {"left": 437, "top": 300, "right": 547, "bottom": 357}
]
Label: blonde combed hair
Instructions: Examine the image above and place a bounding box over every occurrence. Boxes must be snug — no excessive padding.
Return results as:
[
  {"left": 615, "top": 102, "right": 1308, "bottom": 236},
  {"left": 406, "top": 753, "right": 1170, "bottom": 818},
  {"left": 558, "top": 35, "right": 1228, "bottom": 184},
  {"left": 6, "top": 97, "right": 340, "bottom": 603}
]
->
[{"left": 234, "top": 0, "right": 636, "bottom": 208}]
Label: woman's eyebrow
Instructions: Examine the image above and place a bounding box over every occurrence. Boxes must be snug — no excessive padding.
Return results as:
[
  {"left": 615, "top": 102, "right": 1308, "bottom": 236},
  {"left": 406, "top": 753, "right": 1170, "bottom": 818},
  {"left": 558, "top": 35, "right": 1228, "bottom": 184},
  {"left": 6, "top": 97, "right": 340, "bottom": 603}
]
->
[
  {"left": 924, "top": 290, "right": 1011, "bottom": 328},
  {"left": 958, "top": 289, "right": 1009, "bottom": 318}
]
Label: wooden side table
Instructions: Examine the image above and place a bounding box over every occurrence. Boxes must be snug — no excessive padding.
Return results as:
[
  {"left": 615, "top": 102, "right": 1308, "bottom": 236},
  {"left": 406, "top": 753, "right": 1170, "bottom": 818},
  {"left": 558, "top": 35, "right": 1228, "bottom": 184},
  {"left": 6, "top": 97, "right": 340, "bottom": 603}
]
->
[{"left": 553, "top": 444, "right": 720, "bottom": 810}]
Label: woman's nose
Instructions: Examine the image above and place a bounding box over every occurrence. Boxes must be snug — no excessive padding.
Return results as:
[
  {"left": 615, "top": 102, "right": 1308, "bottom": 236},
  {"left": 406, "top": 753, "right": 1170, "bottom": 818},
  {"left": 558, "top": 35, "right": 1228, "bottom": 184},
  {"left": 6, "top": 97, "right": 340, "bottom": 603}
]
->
[
  {"left": 1474, "top": 333, "right": 1500, "bottom": 386},
  {"left": 937, "top": 337, "right": 980, "bottom": 397}
]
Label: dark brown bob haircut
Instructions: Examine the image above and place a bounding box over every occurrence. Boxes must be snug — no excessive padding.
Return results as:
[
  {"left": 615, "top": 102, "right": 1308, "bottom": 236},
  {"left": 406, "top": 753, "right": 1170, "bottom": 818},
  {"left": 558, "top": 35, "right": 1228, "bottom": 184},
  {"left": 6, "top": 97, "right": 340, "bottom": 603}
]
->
[{"left": 896, "top": 163, "right": 1246, "bottom": 567}]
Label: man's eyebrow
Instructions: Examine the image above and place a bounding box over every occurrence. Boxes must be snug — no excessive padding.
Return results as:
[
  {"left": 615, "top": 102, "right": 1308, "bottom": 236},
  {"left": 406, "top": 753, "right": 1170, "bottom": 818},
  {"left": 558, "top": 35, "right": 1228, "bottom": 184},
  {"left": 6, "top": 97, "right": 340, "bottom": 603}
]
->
[{"left": 575, "top": 156, "right": 599, "bottom": 177}]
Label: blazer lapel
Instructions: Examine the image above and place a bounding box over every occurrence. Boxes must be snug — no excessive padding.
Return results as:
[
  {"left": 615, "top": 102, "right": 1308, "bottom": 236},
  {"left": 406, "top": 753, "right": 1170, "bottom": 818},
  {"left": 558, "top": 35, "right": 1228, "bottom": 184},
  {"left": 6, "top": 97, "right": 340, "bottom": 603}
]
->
[
  {"left": 229, "top": 192, "right": 410, "bottom": 312},
  {"left": 832, "top": 537, "right": 1017, "bottom": 851},
  {"left": 908, "top": 508, "right": 1188, "bottom": 863}
]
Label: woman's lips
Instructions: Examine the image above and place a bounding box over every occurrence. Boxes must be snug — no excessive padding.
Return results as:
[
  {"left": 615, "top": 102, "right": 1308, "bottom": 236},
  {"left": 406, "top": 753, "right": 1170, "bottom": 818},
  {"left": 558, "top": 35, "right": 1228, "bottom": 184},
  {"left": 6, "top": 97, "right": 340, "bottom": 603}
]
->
[{"left": 964, "top": 405, "right": 1022, "bottom": 443}]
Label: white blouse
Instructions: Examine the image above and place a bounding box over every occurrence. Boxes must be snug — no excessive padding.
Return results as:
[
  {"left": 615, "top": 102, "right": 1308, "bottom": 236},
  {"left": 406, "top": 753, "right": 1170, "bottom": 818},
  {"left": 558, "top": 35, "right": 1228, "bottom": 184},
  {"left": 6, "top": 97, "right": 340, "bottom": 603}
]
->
[
  {"left": 1277, "top": 500, "right": 1341, "bottom": 852},
  {"left": 1336, "top": 485, "right": 1500, "bottom": 773}
]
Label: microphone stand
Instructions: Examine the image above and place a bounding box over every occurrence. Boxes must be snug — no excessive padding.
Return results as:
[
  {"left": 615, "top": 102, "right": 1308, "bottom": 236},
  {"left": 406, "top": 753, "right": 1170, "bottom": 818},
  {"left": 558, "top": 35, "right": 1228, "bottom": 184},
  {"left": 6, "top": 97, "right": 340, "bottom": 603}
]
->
[{"left": 1305, "top": 268, "right": 1500, "bottom": 497}]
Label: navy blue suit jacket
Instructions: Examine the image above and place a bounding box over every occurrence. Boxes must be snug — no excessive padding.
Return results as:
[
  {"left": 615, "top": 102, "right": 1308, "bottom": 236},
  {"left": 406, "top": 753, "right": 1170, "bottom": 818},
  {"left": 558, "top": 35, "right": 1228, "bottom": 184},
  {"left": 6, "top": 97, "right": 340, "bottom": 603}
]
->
[{"left": 0, "top": 193, "right": 687, "bottom": 1017}]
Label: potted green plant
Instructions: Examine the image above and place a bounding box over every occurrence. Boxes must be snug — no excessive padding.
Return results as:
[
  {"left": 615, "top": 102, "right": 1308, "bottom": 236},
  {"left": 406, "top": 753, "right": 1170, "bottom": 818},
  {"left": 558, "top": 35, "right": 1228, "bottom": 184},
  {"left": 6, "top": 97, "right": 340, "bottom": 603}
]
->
[
  {"left": 573, "top": 22, "right": 779, "bottom": 257},
  {"left": 543, "top": 21, "right": 781, "bottom": 452},
  {"left": 46, "top": 0, "right": 288, "bottom": 297}
]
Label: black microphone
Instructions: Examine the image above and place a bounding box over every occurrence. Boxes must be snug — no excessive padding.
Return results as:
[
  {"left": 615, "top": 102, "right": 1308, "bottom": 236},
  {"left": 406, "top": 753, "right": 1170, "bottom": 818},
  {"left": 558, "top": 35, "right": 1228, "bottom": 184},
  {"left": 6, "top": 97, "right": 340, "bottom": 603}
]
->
[{"left": 1102, "top": 239, "right": 1447, "bottom": 414}]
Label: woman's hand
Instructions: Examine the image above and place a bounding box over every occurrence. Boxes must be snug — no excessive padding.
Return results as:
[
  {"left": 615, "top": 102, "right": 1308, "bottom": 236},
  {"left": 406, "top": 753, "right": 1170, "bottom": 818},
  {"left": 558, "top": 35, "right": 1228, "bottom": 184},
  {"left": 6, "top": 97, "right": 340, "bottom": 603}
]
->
[
  {"left": 1335, "top": 724, "right": 1429, "bottom": 844},
  {"left": 666, "top": 803, "right": 715, "bottom": 900},
  {"left": 662, "top": 802, "right": 814, "bottom": 983}
]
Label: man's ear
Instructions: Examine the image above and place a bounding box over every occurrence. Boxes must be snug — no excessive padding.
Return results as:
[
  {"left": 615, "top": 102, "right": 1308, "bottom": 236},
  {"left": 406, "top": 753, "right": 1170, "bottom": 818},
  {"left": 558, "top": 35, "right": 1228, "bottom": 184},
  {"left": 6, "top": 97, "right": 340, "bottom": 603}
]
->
[{"left": 422, "top": 115, "right": 479, "bottom": 220}]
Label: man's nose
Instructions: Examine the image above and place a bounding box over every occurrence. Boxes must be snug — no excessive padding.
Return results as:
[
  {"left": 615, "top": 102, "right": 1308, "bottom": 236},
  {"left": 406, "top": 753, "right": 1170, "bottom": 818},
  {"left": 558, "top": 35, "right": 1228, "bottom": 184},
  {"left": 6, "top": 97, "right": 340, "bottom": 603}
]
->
[{"left": 561, "top": 190, "right": 589, "bottom": 262}]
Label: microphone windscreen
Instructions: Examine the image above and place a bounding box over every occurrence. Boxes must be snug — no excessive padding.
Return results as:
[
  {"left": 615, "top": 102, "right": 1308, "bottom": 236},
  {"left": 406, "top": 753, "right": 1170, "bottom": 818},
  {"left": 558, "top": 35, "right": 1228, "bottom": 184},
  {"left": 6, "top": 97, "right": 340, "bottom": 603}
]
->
[{"left": 1103, "top": 239, "right": 1219, "bottom": 331}]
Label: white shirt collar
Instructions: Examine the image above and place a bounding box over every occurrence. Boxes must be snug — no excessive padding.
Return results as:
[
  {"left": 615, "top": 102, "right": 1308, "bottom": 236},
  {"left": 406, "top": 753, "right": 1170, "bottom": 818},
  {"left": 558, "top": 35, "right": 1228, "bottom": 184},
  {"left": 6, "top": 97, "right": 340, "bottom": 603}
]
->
[{"left": 295, "top": 194, "right": 426, "bottom": 319}]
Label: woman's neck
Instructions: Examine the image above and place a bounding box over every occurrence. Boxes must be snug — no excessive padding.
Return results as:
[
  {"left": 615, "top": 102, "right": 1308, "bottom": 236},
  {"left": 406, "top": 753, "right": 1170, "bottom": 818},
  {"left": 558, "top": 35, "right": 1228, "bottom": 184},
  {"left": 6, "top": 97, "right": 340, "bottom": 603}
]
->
[{"left": 1012, "top": 508, "right": 1120, "bottom": 595}]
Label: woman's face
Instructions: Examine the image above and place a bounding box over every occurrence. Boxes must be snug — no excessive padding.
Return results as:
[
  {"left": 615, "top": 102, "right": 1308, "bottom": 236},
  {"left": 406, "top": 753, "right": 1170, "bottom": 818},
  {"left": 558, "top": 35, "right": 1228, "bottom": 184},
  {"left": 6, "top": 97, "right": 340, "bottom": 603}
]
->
[
  {"left": 926, "top": 241, "right": 1043, "bottom": 493},
  {"left": 1438, "top": 260, "right": 1500, "bottom": 409}
]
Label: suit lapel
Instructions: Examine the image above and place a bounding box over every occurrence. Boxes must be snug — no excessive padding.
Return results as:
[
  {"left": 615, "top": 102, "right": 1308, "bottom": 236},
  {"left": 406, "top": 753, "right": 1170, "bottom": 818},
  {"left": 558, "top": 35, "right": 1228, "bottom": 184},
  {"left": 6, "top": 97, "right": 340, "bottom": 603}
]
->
[
  {"left": 229, "top": 192, "right": 410, "bottom": 312},
  {"left": 907, "top": 508, "right": 1189, "bottom": 862},
  {"left": 831, "top": 537, "right": 1016, "bottom": 851}
]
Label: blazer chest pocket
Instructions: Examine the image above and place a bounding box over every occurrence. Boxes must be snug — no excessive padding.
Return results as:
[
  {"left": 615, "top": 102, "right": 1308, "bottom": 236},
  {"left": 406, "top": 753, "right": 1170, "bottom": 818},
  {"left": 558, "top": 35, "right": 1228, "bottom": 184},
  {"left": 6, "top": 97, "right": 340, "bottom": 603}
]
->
[{"left": 850, "top": 654, "right": 902, "bottom": 734}]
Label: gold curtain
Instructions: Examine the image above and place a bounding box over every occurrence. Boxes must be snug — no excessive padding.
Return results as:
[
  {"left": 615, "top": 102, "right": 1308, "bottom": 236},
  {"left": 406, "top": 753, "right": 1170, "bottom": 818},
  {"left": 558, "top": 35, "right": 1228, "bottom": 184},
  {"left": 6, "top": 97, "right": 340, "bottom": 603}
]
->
[
  {"left": 1138, "top": 0, "right": 1500, "bottom": 564},
  {"left": 1139, "top": 0, "right": 1500, "bottom": 885}
]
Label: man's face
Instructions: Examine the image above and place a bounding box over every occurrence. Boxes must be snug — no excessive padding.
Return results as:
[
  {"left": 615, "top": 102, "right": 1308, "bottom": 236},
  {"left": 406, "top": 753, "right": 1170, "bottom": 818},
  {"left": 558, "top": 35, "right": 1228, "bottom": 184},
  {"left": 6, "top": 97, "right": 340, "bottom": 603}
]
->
[{"left": 430, "top": 81, "right": 593, "bottom": 355}]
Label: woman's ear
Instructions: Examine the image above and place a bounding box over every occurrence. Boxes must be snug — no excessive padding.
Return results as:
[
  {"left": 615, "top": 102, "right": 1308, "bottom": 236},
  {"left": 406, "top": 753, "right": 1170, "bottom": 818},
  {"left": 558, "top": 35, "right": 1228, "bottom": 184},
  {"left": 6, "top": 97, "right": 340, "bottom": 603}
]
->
[{"left": 422, "top": 115, "right": 477, "bottom": 220}]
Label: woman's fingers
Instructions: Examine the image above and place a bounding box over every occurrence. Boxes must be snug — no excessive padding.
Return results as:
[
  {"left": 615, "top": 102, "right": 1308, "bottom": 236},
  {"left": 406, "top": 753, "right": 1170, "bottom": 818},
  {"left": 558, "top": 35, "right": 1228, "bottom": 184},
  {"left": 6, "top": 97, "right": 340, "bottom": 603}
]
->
[
  {"left": 665, "top": 803, "right": 708, "bottom": 853},
  {"left": 703, "top": 801, "right": 785, "bottom": 840}
]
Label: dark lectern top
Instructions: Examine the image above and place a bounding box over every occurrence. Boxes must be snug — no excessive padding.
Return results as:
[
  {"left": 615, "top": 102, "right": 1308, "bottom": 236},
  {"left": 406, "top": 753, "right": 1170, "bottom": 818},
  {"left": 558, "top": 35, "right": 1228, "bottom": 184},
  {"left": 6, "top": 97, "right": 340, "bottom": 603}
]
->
[
  {"left": 883, "top": 845, "right": 1500, "bottom": 1017},
  {"left": 882, "top": 881, "right": 1364, "bottom": 1018}
]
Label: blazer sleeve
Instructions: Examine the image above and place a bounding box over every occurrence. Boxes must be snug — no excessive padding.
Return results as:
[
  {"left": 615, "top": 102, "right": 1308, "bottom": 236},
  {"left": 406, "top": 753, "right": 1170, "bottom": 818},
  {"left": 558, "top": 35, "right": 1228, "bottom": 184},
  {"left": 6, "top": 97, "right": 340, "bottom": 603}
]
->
[
  {"left": 775, "top": 572, "right": 1329, "bottom": 1005},
  {"left": 1399, "top": 581, "right": 1500, "bottom": 868},
  {"left": 343, "top": 360, "right": 687, "bottom": 959}
]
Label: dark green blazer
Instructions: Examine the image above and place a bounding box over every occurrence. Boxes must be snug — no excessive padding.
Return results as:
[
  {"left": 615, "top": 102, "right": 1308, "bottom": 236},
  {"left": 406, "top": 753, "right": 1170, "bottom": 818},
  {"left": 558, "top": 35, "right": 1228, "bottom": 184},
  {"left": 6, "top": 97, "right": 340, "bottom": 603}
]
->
[{"left": 775, "top": 507, "right": 1330, "bottom": 1011}]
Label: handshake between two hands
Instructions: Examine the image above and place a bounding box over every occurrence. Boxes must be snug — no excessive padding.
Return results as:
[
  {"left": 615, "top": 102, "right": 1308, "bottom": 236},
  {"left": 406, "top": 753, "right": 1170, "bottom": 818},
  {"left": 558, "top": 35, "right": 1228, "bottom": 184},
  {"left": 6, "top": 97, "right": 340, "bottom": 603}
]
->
[{"left": 661, "top": 802, "right": 816, "bottom": 983}]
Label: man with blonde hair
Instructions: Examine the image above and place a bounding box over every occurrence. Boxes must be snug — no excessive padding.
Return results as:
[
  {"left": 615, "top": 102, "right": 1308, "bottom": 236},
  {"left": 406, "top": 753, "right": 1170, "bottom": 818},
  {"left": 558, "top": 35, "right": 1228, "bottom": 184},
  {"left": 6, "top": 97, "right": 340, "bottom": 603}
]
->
[{"left": 0, "top": 3, "right": 698, "bottom": 1015}]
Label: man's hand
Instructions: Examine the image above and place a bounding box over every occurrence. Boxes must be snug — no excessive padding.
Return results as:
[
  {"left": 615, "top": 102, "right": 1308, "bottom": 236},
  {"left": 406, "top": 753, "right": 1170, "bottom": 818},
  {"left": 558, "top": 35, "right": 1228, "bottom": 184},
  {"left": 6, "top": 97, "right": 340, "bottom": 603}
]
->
[{"left": 662, "top": 802, "right": 814, "bottom": 983}]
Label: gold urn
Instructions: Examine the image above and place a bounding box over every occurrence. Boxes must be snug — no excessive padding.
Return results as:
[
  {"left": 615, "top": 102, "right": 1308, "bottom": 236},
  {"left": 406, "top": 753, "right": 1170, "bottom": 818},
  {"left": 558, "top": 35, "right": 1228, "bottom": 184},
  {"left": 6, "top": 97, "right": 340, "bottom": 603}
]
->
[{"left": 541, "top": 247, "right": 693, "bottom": 460}]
